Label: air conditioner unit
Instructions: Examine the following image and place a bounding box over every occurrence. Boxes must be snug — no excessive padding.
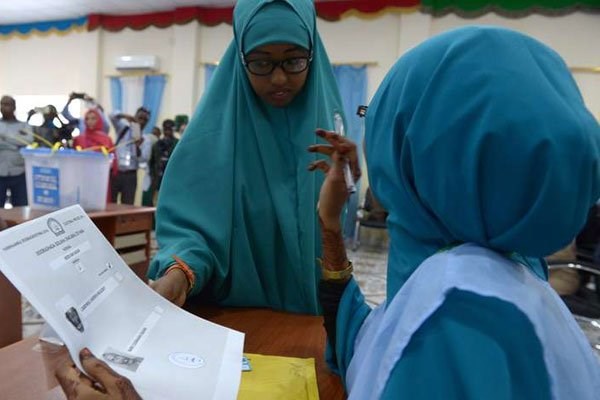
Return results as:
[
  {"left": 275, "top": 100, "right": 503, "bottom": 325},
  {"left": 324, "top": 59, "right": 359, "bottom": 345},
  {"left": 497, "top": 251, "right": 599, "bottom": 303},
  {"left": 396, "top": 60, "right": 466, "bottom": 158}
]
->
[{"left": 115, "top": 55, "right": 160, "bottom": 71}]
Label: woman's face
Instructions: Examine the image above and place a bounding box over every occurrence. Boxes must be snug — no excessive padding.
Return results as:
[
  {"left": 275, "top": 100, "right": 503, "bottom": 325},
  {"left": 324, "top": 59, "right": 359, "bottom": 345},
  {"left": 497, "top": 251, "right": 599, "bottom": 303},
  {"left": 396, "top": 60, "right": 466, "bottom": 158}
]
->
[
  {"left": 85, "top": 112, "right": 98, "bottom": 130},
  {"left": 244, "top": 44, "right": 310, "bottom": 107}
]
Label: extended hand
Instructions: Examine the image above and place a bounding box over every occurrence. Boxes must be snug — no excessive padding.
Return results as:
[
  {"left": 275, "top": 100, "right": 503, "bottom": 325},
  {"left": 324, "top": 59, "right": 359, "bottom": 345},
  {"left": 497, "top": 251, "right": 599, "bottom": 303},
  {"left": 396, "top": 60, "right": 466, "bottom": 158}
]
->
[
  {"left": 308, "top": 129, "right": 361, "bottom": 230},
  {"left": 149, "top": 269, "right": 188, "bottom": 307},
  {"left": 55, "top": 348, "right": 141, "bottom": 400}
]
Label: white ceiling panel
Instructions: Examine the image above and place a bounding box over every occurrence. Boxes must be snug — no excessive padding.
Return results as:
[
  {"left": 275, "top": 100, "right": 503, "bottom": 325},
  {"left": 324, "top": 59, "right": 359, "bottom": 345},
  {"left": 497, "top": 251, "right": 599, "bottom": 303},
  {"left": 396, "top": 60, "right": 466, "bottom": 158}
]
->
[
  {"left": 0, "top": 0, "right": 239, "bottom": 25},
  {"left": 0, "top": 0, "right": 347, "bottom": 24}
]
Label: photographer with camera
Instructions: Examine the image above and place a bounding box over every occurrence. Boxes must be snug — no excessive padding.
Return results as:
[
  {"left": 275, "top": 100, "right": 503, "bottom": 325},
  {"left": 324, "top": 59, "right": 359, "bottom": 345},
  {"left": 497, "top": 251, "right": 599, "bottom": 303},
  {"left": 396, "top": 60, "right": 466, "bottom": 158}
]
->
[
  {"left": 26, "top": 104, "right": 71, "bottom": 147},
  {"left": 109, "top": 107, "right": 150, "bottom": 204},
  {"left": 62, "top": 92, "right": 110, "bottom": 136}
]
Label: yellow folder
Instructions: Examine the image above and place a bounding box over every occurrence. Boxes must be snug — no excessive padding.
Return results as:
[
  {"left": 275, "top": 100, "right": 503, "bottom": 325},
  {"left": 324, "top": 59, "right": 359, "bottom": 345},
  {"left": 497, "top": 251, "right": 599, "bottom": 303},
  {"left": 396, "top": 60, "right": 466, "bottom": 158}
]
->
[{"left": 238, "top": 353, "right": 319, "bottom": 400}]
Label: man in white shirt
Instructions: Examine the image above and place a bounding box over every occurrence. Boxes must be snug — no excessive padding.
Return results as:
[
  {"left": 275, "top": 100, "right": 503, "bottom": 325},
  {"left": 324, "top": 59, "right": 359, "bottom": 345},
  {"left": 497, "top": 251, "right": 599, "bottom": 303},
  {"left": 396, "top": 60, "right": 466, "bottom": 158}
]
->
[
  {"left": 109, "top": 107, "right": 150, "bottom": 204},
  {"left": 0, "top": 95, "right": 34, "bottom": 207},
  {"left": 141, "top": 126, "right": 161, "bottom": 206}
]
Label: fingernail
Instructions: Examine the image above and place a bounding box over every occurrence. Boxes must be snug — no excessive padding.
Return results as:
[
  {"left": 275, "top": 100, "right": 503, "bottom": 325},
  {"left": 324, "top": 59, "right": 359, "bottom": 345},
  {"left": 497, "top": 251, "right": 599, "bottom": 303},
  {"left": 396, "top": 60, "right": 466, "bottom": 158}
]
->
[{"left": 81, "top": 348, "right": 92, "bottom": 358}]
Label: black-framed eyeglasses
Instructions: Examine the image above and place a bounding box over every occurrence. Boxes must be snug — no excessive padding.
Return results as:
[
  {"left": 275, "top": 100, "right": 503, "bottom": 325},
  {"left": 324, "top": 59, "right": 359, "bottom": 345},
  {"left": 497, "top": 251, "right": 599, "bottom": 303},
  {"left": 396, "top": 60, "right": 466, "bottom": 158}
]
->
[{"left": 243, "top": 54, "right": 313, "bottom": 76}]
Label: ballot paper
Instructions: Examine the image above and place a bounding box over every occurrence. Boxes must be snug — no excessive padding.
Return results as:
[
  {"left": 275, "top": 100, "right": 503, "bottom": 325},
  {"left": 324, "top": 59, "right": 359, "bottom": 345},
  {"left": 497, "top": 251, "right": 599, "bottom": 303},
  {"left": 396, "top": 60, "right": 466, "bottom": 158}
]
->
[{"left": 0, "top": 205, "right": 244, "bottom": 400}]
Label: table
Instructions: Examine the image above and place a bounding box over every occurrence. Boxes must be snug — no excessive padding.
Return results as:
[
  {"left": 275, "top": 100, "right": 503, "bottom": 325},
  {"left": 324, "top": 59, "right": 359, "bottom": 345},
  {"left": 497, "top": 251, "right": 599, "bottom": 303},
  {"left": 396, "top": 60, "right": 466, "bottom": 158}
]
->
[
  {"left": 0, "top": 204, "right": 155, "bottom": 348},
  {"left": 0, "top": 307, "right": 346, "bottom": 400}
]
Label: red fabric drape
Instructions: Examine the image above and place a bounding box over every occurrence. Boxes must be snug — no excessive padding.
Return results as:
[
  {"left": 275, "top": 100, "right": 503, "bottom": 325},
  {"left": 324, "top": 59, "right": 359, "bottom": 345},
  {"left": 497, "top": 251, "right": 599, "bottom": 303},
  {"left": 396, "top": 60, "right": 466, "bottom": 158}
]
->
[
  {"left": 88, "top": 7, "right": 232, "bottom": 32},
  {"left": 316, "top": 0, "right": 420, "bottom": 21},
  {"left": 87, "top": 1, "right": 420, "bottom": 32}
]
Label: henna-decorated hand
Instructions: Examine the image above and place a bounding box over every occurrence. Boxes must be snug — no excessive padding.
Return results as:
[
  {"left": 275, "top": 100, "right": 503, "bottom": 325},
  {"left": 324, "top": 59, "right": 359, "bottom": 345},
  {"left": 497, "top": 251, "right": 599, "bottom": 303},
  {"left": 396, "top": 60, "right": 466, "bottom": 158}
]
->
[
  {"left": 55, "top": 348, "right": 142, "bottom": 400},
  {"left": 308, "top": 129, "right": 361, "bottom": 231}
]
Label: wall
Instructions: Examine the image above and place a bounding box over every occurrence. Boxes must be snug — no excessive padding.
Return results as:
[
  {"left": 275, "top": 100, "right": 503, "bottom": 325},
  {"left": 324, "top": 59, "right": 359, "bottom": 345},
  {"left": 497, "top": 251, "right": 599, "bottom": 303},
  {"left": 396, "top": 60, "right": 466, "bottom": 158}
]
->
[
  {"left": 430, "top": 12, "right": 600, "bottom": 114},
  {"left": 196, "top": 22, "right": 232, "bottom": 105},
  {"left": 100, "top": 26, "right": 175, "bottom": 123},
  {"left": 0, "top": 11, "right": 598, "bottom": 129},
  {"left": 0, "top": 29, "right": 95, "bottom": 97}
]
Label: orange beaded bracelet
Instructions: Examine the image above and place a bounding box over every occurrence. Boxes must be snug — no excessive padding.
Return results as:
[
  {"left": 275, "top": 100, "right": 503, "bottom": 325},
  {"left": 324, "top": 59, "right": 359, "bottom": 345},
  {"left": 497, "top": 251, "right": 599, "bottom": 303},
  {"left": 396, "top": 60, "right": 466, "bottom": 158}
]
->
[{"left": 166, "top": 255, "right": 196, "bottom": 294}]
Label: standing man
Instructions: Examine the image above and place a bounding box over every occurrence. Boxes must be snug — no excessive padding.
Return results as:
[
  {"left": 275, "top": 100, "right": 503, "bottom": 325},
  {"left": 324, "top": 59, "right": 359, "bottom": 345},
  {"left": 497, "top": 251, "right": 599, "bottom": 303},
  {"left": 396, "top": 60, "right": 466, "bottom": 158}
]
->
[
  {"left": 109, "top": 107, "right": 150, "bottom": 205},
  {"left": 174, "top": 114, "right": 188, "bottom": 137},
  {"left": 149, "top": 119, "right": 178, "bottom": 201},
  {"left": 141, "top": 126, "right": 161, "bottom": 206},
  {"left": 0, "top": 96, "right": 34, "bottom": 207}
]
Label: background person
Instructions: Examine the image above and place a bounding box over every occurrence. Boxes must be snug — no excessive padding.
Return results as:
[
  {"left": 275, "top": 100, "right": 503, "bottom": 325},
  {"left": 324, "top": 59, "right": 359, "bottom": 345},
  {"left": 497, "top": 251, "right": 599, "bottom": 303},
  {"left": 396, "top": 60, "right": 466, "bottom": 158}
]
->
[
  {"left": 109, "top": 107, "right": 150, "bottom": 204},
  {"left": 0, "top": 95, "right": 33, "bottom": 207}
]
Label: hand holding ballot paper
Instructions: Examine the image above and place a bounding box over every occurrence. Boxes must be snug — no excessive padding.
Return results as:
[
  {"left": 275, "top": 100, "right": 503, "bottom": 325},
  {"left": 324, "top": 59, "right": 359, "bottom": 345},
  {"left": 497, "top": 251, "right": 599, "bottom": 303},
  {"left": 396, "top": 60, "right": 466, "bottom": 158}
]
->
[
  {"left": 55, "top": 348, "right": 142, "bottom": 399},
  {"left": 0, "top": 205, "right": 244, "bottom": 400}
]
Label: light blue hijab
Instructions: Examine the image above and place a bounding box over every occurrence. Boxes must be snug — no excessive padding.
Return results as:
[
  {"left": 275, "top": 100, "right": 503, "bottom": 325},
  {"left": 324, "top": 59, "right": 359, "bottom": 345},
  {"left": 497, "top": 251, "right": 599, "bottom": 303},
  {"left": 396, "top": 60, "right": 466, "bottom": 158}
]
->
[
  {"left": 365, "top": 26, "right": 600, "bottom": 301},
  {"left": 149, "top": 0, "right": 344, "bottom": 314}
]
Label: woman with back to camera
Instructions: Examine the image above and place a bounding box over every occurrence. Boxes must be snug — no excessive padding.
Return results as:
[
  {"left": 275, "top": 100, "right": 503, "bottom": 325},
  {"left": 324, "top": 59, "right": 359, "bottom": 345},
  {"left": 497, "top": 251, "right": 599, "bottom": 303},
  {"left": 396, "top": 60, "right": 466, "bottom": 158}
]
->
[{"left": 312, "top": 26, "right": 600, "bottom": 399}]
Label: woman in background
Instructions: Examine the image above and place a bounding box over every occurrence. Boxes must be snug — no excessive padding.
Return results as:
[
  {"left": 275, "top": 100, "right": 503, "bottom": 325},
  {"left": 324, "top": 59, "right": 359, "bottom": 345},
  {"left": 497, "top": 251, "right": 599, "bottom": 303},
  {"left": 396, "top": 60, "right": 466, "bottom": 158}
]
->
[
  {"left": 73, "top": 109, "right": 115, "bottom": 201},
  {"left": 73, "top": 109, "right": 113, "bottom": 151}
]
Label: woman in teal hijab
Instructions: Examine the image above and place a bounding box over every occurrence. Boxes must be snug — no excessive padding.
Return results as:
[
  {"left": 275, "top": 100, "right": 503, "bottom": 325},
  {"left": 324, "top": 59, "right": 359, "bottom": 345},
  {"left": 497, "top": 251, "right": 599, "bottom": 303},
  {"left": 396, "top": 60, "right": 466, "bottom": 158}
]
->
[
  {"left": 314, "top": 27, "right": 600, "bottom": 399},
  {"left": 148, "top": 0, "right": 345, "bottom": 314}
]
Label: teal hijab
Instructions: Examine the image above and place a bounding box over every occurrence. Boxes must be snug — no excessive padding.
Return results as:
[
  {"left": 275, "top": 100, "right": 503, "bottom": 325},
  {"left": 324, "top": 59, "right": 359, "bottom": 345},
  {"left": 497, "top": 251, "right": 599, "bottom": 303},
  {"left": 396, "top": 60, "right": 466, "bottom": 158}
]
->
[
  {"left": 365, "top": 26, "right": 600, "bottom": 302},
  {"left": 149, "top": 0, "right": 344, "bottom": 314}
]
